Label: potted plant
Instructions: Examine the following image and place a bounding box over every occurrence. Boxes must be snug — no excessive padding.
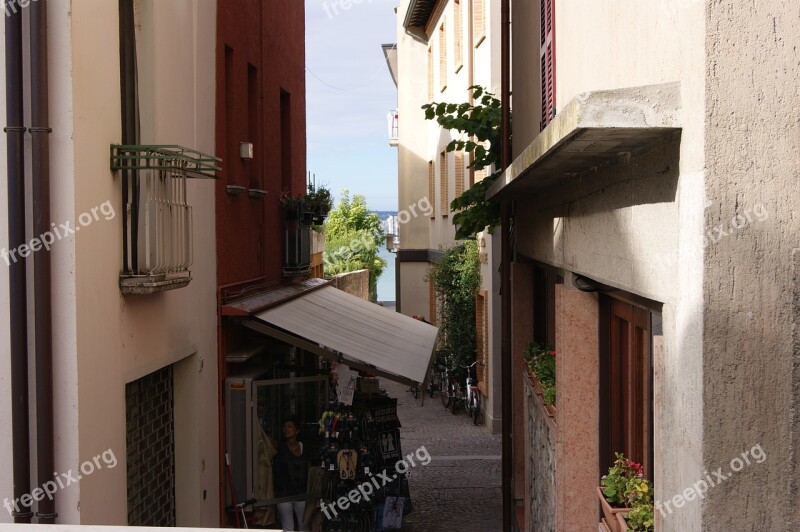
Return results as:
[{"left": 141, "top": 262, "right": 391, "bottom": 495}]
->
[
  {"left": 280, "top": 188, "right": 304, "bottom": 220},
  {"left": 618, "top": 476, "right": 654, "bottom": 531},
  {"left": 599, "top": 453, "right": 641, "bottom": 532},
  {"left": 305, "top": 183, "right": 333, "bottom": 220},
  {"left": 524, "top": 341, "right": 556, "bottom": 413}
]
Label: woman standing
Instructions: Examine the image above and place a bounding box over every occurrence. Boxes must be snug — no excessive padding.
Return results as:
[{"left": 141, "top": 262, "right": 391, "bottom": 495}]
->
[{"left": 273, "top": 418, "right": 310, "bottom": 531}]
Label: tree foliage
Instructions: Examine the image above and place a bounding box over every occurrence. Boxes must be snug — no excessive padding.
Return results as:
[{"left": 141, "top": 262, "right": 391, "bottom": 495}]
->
[
  {"left": 429, "top": 241, "right": 481, "bottom": 369},
  {"left": 324, "top": 190, "right": 387, "bottom": 301},
  {"left": 422, "top": 86, "right": 505, "bottom": 239}
]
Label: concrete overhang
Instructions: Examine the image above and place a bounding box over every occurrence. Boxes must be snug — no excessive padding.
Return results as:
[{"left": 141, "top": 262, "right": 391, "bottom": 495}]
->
[{"left": 487, "top": 82, "right": 682, "bottom": 200}]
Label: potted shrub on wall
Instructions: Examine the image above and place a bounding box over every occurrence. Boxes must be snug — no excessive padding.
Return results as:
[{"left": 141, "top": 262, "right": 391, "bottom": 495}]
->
[
  {"left": 523, "top": 341, "right": 556, "bottom": 416},
  {"left": 599, "top": 453, "right": 639, "bottom": 532}
]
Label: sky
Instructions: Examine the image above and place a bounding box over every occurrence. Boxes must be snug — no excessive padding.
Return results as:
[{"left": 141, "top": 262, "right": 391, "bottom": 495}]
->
[{"left": 305, "top": 0, "right": 399, "bottom": 212}]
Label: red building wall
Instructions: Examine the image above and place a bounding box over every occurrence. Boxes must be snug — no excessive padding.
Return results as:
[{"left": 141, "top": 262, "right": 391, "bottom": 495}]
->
[{"left": 216, "top": 0, "right": 307, "bottom": 289}]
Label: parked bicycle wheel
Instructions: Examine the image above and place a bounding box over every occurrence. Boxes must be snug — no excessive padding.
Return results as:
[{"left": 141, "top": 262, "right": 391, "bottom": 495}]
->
[
  {"left": 471, "top": 390, "right": 482, "bottom": 425},
  {"left": 450, "top": 385, "right": 461, "bottom": 415},
  {"left": 440, "top": 377, "right": 450, "bottom": 408}
]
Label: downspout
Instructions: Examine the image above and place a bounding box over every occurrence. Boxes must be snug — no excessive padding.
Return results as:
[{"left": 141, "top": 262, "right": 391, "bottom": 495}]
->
[
  {"left": 500, "top": 0, "right": 512, "bottom": 530},
  {"left": 30, "top": 0, "right": 57, "bottom": 523},
  {"left": 4, "top": 5, "right": 32, "bottom": 524}
]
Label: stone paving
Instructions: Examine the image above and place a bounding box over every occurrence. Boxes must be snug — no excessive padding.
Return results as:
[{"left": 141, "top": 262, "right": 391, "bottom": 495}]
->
[{"left": 382, "top": 380, "right": 503, "bottom": 531}]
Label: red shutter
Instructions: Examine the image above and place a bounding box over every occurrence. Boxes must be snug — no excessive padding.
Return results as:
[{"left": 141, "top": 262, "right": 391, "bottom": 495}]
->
[{"left": 540, "top": 0, "right": 556, "bottom": 130}]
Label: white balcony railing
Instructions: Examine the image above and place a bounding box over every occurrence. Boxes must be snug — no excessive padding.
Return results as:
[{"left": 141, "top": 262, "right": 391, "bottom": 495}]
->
[
  {"left": 111, "top": 145, "right": 220, "bottom": 294},
  {"left": 388, "top": 110, "right": 399, "bottom": 147}
]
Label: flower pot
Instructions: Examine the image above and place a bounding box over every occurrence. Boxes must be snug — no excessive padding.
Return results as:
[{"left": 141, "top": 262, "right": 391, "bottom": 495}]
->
[
  {"left": 529, "top": 372, "right": 544, "bottom": 396},
  {"left": 598, "top": 487, "right": 629, "bottom": 532},
  {"left": 615, "top": 513, "right": 629, "bottom": 531}
]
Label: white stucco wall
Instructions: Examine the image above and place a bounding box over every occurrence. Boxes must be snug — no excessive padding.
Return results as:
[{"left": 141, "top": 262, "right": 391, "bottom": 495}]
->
[
  {"left": 0, "top": 0, "right": 218, "bottom": 525},
  {"left": 69, "top": 0, "right": 219, "bottom": 525},
  {"left": 511, "top": 1, "right": 707, "bottom": 529}
]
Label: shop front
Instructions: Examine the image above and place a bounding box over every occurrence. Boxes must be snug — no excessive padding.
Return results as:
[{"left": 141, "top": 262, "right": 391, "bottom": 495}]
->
[{"left": 220, "top": 279, "right": 438, "bottom": 530}]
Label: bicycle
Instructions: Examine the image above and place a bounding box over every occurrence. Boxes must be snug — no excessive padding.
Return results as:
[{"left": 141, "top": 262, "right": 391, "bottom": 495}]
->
[
  {"left": 464, "top": 362, "right": 482, "bottom": 425},
  {"left": 226, "top": 498, "right": 257, "bottom": 529}
]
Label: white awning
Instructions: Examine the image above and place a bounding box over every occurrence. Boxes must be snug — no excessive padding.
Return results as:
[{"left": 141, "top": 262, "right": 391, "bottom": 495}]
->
[{"left": 247, "top": 286, "right": 439, "bottom": 386}]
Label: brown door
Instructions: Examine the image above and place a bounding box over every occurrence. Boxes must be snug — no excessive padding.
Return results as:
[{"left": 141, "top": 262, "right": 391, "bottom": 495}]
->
[{"left": 601, "top": 298, "right": 653, "bottom": 477}]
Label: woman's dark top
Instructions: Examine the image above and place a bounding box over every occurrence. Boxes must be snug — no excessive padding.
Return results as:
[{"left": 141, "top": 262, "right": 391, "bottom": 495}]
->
[{"left": 273, "top": 441, "right": 308, "bottom": 498}]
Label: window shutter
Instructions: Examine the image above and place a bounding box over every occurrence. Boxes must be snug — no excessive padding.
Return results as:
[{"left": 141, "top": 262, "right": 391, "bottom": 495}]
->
[
  {"left": 440, "top": 151, "right": 449, "bottom": 217},
  {"left": 454, "top": 0, "right": 463, "bottom": 68},
  {"left": 428, "top": 161, "right": 436, "bottom": 219},
  {"left": 540, "top": 0, "right": 556, "bottom": 130},
  {"left": 428, "top": 46, "right": 434, "bottom": 102},
  {"left": 439, "top": 21, "right": 447, "bottom": 91},
  {"left": 455, "top": 152, "right": 465, "bottom": 198},
  {"left": 474, "top": 0, "right": 486, "bottom": 47},
  {"left": 476, "top": 291, "right": 489, "bottom": 394}
]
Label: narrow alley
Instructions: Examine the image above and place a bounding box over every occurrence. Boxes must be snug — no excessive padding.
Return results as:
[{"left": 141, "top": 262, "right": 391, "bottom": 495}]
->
[{"left": 382, "top": 380, "right": 503, "bottom": 531}]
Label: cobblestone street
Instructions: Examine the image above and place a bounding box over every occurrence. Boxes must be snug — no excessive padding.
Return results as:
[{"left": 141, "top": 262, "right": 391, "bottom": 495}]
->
[{"left": 382, "top": 380, "right": 503, "bottom": 531}]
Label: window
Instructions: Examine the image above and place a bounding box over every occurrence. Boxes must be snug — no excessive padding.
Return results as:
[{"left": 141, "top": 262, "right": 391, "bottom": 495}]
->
[
  {"left": 440, "top": 151, "right": 449, "bottom": 217},
  {"left": 428, "top": 161, "right": 436, "bottom": 219},
  {"left": 540, "top": 0, "right": 556, "bottom": 129},
  {"left": 225, "top": 45, "right": 237, "bottom": 183},
  {"left": 474, "top": 0, "right": 486, "bottom": 47},
  {"left": 427, "top": 46, "right": 434, "bottom": 102},
  {"left": 454, "top": 0, "right": 463, "bottom": 71},
  {"left": 533, "top": 266, "right": 560, "bottom": 348},
  {"left": 455, "top": 152, "right": 465, "bottom": 198},
  {"left": 476, "top": 290, "right": 489, "bottom": 394},
  {"left": 439, "top": 21, "right": 447, "bottom": 91},
  {"left": 247, "top": 63, "right": 260, "bottom": 188},
  {"left": 280, "top": 89, "right": 292, "bottom": 191},
  {"left": 599, "top": 297, "right": 655, "bottom": 478}
]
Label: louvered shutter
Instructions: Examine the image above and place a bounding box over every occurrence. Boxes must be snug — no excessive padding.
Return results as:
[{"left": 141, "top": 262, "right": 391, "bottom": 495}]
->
[
  {"left": 440, "top": 151, "right": 449, "bottom": 217},
  {"left": 540, "top": 0, "right": 556, "bottom": 130},
  {"left": 455, "top": 152, "right": 465, "bottom": 198},
  {"left": 428, "top": 161, "right": 436, "bottom": 219}
]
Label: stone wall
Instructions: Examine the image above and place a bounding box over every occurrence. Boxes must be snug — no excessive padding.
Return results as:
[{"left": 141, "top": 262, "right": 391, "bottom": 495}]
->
[
  {"left": 524, "top": 375, "right": 556, "bottom": 532},
  {"left": 332, "top": 269, "right": 370, "bottom": 301}
]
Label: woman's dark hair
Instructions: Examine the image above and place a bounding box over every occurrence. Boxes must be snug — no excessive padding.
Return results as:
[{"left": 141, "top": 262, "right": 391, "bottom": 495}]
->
[{"left": 282, "top": 417, "right": 300, "bottom": 436}]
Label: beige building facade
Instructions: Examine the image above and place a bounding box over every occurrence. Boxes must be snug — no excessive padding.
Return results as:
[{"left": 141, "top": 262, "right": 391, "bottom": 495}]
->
[
  {"left": 495, "top": 0, "right": 798, "bottom": 530},
  {"left": 0, "top": 0, "right": 219, "bottom": 525},
  {"left": 391, "top": 0, "right": 504, "bottom": 432}
]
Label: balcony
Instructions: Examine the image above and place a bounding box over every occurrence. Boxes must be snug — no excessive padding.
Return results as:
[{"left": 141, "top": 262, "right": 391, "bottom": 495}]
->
[
  {"left": 283, "top": 220, "right": 311, "bottom": 277},
  {"left": 111, "top": 145, "right": 220, "bottom": 295},
  {"left": 387, "top": 110, "right": 399, "bottom": 147}
]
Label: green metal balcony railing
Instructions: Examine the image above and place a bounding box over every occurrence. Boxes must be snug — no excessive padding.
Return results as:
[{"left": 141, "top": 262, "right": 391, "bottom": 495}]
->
[{"left": 111, "top": 145, "right": 220, "bottom": 295}]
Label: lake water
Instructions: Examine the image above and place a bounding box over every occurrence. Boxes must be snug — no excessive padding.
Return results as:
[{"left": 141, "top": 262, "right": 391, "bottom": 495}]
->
[{"left": 377, "top": 247, "right": 396, "bottom": 302}]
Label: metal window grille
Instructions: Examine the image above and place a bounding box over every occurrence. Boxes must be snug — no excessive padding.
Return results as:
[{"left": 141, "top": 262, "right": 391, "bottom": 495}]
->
[
  {"left": 126, "top": 365, "right": 176, "bottom": 526},
  {"left": 111, "top": 145, "right": 220, "bottom": 294}
]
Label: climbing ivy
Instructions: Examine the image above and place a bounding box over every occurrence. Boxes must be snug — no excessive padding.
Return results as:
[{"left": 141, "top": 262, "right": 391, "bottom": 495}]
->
[
  {"left": 422, "top": 85, "right": 506, "bottom": 239},
  {"left": 428, "top": 240, "right": 481, "bottom": 369}
]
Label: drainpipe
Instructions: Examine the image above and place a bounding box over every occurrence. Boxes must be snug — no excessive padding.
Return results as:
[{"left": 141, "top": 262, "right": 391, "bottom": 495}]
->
[
  {"left": 4, "top": 5, "right": 32, "bottom": 525},
  {"left": 30, "top": 0, "right": 57, "bottom": 523},
  {"left": 500, "top": 0, "right": 512, "bottom": 530}
]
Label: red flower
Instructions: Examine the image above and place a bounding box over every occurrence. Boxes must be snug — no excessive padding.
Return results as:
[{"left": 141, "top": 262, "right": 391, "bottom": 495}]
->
[{"left": 549, "top": 350, "right": 556, "bottom": 357}]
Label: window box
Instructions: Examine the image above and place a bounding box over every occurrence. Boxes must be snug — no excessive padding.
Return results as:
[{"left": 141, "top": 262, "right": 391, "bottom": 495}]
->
[{"left": 598, "top": 487, "right": 629, "bottom": 532}]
